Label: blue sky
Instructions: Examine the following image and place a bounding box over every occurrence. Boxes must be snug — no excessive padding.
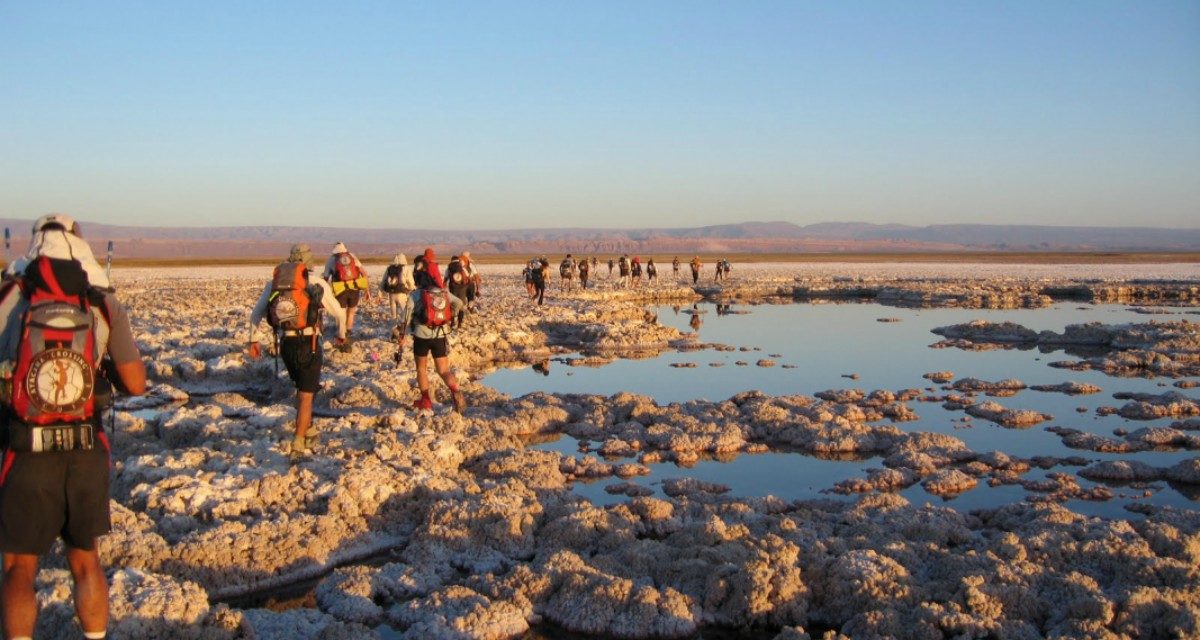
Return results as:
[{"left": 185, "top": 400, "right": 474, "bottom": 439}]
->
[{"left": 2, "top": 2, "right": 1197, "bottom": 230}]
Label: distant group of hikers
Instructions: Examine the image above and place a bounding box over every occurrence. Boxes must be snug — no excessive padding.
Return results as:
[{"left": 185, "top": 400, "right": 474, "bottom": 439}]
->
[{"left": 522, "top": 254, "right": 733, "bottom": 304}]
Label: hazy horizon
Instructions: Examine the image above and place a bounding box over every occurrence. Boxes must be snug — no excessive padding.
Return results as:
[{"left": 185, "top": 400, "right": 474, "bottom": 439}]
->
[{"left": 3, "top": 2, "right": 1198, "bottom": 230}]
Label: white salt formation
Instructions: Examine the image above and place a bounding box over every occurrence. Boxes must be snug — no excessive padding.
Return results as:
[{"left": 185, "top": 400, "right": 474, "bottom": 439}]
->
[{"left": 20, "top": 263, "right": 1199, "bottom": 639}]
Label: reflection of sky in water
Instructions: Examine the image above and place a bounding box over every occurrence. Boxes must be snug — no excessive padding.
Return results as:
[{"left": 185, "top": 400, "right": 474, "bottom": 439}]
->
[{"left": 485, "top": 302, "right": 1200, "bottom": 517}]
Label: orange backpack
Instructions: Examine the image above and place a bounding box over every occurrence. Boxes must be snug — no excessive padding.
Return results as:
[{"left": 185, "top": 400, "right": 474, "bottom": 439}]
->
[{"left": 267, "top": 262, "right": 319, "bottom": 330}]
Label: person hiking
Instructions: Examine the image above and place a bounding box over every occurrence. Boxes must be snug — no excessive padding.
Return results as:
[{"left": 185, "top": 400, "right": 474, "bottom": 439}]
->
[
  {"left": 380, "top": 253, "right": 416, "bottom": 320},
  {"left": 559, "top": 254, "right": 576, "bottom": 292},
  {"left": 578, "top": 255, "right": 590, "bottom": 289},
  {"left": 672, "top": 256, "right": 680, "bottom": 279},
  {"left": 444, "top": 255, "right": 471, "bottom": 329},
  {"left": 0, "top": 215, "right": 147, "bottom": 640},
  {"left": 607, "top": 258, "right": 615, "bottom": 278},
  {"left": 646, "top": 258, "right": 658, "bottom": 284},
  {"left": 523, "top": 256, "right": 538, "bottom": 299},
  {"left": 249, "top": 243, "right": 348, "bottom": 459},
  {"left": 322, "top": 242, "right": 368, "bottom": 340},
  {"left": 630, "top": 256, "right": 642, "bottom": 288},
  {"left": 617, "top": 254, "right": 631, "bottom": 289},
  {"left": 690, "top": 256, "right": 702, "bottom": 284},
  {"left": 394, "top": 257, "right": 466, "bottom": 414},
  {"left": 460, "top": 251, "right": 480, "bottom": 303},
  {"left": 531, "top": 256, "right": 549, "bottom": 305},
  {"left": 421, "top": 247, "right": 445, "bottom": 289}
]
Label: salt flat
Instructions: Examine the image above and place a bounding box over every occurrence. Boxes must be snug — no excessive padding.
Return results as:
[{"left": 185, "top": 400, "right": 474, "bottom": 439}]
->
[{"left": 26, "top": 262, "right": 1199, "bottom": 639}]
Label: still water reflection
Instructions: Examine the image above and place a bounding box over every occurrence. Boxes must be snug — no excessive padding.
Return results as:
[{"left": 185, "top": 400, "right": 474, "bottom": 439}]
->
[{"left": 485, "top": 301, "right": 1199, "bottom": 518}]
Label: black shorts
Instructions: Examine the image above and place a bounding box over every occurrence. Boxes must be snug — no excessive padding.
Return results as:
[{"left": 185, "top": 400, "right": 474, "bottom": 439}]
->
[
  {"left": 0, "top": 443, "right": 111, "bottom": 554},
  {"left": 336, "top": 289, "right": 361, "bottom": 309},
  {"left": 280, "top": 335, "right": 323, "bottom": 393},
  {"left": 412, "top": 336, "right": 449, "bottom": 359}
]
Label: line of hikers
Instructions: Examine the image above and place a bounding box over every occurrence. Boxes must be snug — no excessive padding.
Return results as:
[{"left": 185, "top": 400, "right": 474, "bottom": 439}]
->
[
  {"left": 523, "top": 254, "right": 733, "bottom": 297},
  {"left": 248, "top": 242, "right": 482, "bottom": 458}
]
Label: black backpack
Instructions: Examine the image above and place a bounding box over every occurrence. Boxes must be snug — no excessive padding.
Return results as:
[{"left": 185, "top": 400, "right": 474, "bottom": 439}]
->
[{"left": 381, "top": 264, "right": 405, "bottom": 294}]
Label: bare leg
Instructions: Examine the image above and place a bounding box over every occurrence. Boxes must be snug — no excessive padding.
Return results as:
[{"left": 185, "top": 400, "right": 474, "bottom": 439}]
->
[
  {"left": 346, "top": 307, "right": 358, "bottom": 333},
  {"left": 66, "top": 547, "right": 108, "bottom": 636},
  {"left": 294, "top": 390, "right": 314, "bottom": 443},
  {"left": 434, "top": 355, "right": 465, "bottom": 412},
  {"left": 415, "top": 353, "right": 431, "bottom": 398},
  {"left": 3, "top": 553, "right": 39, "bottom": 639}
]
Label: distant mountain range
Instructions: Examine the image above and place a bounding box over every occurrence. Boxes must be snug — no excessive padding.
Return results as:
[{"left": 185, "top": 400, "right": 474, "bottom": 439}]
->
[{"left": 1, "top": 219, "right": 1197, "bottom": 260}]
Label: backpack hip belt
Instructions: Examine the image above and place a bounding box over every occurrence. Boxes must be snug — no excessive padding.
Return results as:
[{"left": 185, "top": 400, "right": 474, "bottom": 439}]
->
[
  {"left": 281, "top": 327, "right": 319, "bottom": 337},
  {"left": 6, "top": 421, "right": 96, "bottom": 453}
]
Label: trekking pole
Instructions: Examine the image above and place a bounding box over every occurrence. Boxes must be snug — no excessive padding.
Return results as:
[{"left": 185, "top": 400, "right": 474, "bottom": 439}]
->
[
  {"left": 3, "top": 227, "right": 9, "bottom": 267},
  {"left": 105, "top": 240, "right": 114, "bottom": 283}
]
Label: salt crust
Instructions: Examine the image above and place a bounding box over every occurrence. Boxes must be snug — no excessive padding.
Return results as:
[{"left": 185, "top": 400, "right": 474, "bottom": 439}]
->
[{"left": 24, "top": 264, "right": 1200, "bottom": 639}]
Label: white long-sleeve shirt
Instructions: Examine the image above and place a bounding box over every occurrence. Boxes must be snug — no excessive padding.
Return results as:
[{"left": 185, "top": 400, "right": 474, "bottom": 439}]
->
[{"left": 249, "top": 274, "right": 347, "bottom": 342}]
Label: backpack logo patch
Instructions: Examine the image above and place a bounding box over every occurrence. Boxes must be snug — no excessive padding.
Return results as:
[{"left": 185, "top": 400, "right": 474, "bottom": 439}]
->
[
  {"left": 25, "top": 348, "right": 94, "bottom": 414},
  {"left": 419, "top": 289, "right": 453, "bottom": 328}
]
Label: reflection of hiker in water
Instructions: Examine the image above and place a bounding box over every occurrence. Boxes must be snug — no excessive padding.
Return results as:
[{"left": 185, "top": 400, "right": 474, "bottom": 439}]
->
[
  {"left": 532, "top": 359, "right": 550, "bottom": 376},
  {"left": 689, "top": 313, "right": 701, "bottom": 331},
  {"left": 717, "top": 303, "right": 731, "bottom": 316}
]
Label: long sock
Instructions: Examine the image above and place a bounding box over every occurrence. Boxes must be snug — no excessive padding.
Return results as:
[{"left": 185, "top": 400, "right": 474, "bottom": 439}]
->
[{"left": 448, "top": 383, "right": 459, "bottom": 393}]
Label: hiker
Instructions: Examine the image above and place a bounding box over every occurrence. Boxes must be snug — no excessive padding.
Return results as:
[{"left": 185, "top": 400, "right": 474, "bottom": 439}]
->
[
  {"left": 249, "top": 243, "right": 348, "bottom": 459},
  {"left": 420, "top": 247, "right": 445, "bottom": 289},
  {"left": 380, "top": 253, "right": 416, "bottom": 320},
  {"left": 646, "top": 258, "right": 658, "bottom": 284},
  {"left": 630, "top": 256, "right": 642, "bottom": 288},
  {"left": 578, "top": 255, "right": 590, "bottom": 289},
  {"left": 721, "top": 259, "right": 732, "bottom": 281},
  {"left": 460, "top": 251, "right": 480, "bottom": 303},
  {"left": 617, "top": 254, "right": 631, "bottom": 288},
  {"left": 531, "top": 256, "right": 549, "bottom": 305},
  {"left": 395, "top": 257, "right": 466, "bottom": 414},
  {"left": 0, "top": 215, "right": 147, "bottom": 640},
  {"left": 690, "top": 256, "right": 702, "bottom": 284},
  {"left": 672, "top": 256, "right": 680, "bottom": 279},
  {"left": 322, "top": 242, "right": 368, "bottom": 339},
  {"left": 523, "top": 257, "right": 538, "bottom": 298},
  {"left": 444, "top": 255, "right": 471, "bottom": 329},
  {"left": 607, "top": 258, "right": 615, "bottom": 278},
  {"left": 559, "top": 254, "right": 576, "bottom": 292}
]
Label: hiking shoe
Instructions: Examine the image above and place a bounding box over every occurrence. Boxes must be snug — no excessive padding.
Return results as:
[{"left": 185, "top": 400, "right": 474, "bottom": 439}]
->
[
  {"left": 413, "top": 396, "right": 433, "bottom": 413},
  {"left": 289, "top": 438, "right": 310, "bottom": 461},
  {"left": 452, "top": 390, "right": 466, "bottom": 414}
]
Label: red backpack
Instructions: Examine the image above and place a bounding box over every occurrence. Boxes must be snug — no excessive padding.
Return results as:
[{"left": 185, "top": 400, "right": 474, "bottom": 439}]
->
[
  {"left": 333, "top": 252, "right": 362, "bottom": 282},
  {"left": 417, "top": 288, "right": 453, "bottom": 329},
  {"left": 8, "top": 257, "right": 100, "bottom": 427}
]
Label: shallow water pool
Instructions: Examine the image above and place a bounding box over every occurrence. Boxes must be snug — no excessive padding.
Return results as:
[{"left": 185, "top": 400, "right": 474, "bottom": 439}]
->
[{"left": 485, "top": 301, "right": 1200, "bottom": 517}]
